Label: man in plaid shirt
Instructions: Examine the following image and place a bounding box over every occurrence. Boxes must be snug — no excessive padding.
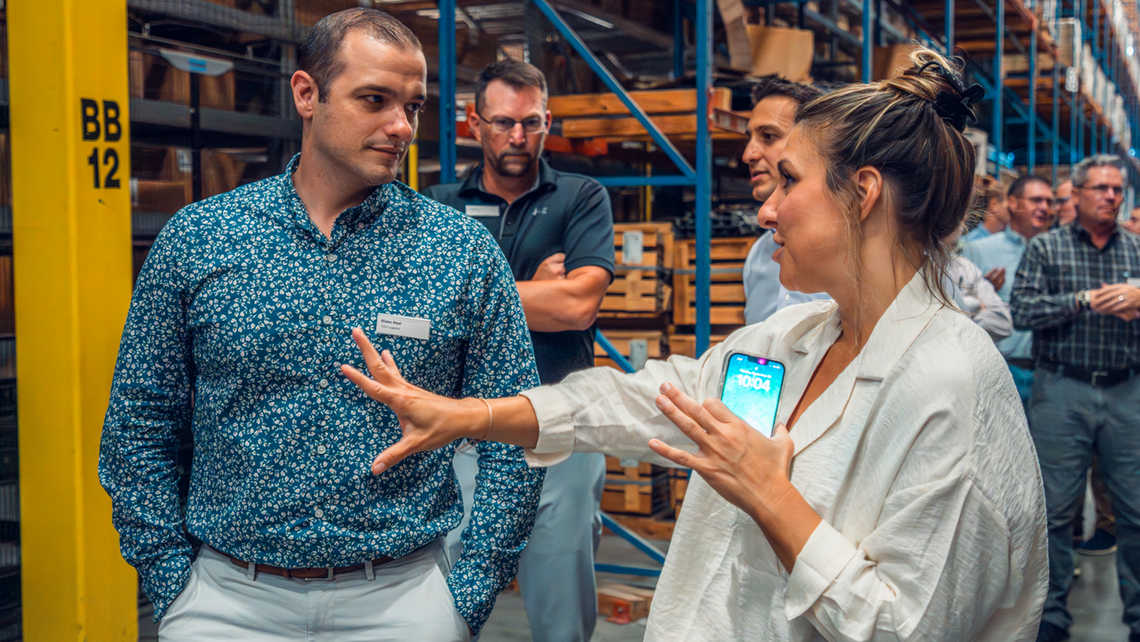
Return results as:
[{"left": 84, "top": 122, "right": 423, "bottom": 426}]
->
[{"left": 1010, "top": 154, "right": 1140, "bottom": 642}]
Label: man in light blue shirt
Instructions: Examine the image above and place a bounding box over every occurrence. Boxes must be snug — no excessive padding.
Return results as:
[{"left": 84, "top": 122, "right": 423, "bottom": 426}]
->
[
  {"left": 740, "top": 76, "right": 831, "bottom": 324},
  {"left": 961, "top": 173, "right": 1054, "bottom": 402}
]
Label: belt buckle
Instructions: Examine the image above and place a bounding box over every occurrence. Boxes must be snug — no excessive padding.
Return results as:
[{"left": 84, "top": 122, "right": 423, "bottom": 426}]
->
[
  {"left": 1091, "top": 370, "right": 1108, "bottom": 386},
  {"left": 304, "top": 567, "right": 336, "bottom": 581}
]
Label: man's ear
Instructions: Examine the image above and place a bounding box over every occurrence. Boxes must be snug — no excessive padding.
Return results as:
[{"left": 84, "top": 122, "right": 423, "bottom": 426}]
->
[
  {"left": 470, "top": 115, "right": 483, "bottom": 145},
  {"left": 854, "top": 166, "right": 884, "bottom": 222},
  {"left": 291, "top": 70, "right": 319, "bottom": 120}
]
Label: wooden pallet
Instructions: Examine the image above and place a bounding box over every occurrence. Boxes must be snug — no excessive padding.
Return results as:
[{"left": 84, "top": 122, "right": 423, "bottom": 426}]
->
[
  {"left": 601, "top": 222, "right": 675, "bottom": 318},
  {"left": 672, "top": 237, "right": 755, "bottom": 326},
  {"left": 602, "top": 456, "right": 669, "bottom": 516}
]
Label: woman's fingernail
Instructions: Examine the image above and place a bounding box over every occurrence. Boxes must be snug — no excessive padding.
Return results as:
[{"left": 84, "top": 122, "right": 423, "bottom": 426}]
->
[
  {"left": 660, "top": 382, "right": 673, "bottom": 393},
  {"left": 372, "top": 462, "right": 387, "bottom": 475}
]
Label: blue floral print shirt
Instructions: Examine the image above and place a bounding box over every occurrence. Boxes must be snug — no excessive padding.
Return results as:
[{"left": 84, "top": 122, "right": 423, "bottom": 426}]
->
[{"left": 99, "top": 155, "right": 545, "bottom": 632}]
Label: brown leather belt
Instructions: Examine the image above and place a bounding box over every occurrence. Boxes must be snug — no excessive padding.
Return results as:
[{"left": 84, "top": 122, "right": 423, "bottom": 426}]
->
[{"left": 212, "top": 546, "right": 395, "bottom": 581}]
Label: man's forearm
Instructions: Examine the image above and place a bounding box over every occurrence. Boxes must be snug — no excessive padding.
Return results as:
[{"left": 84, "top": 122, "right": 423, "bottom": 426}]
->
[
  {"left": 1011, "top": 291, "right": 1081, "bottom": 330},
  {"left": 515, "top": 280, "right": 603, "bottom": 332},
  {"left": 448, "top": 440, "right": 545, "bottom": 633}
]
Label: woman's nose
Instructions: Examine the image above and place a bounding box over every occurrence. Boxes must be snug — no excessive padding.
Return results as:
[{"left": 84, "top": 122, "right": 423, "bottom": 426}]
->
[{"left": 756, "top": 199, "right": 778, "bottom": 230}]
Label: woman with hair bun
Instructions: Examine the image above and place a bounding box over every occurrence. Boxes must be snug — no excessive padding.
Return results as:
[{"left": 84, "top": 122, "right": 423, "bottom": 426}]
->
[{"left": 343, "top": 48, "right": 1048, "bottom": 641}]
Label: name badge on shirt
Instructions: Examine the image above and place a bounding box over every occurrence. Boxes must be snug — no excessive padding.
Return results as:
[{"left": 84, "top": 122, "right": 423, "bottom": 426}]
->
[
  {"left": 1128, "top": 278, "right": 1140, "bottom": 288},
  {"left": 375, "top": 314, "right": 431, "bottom": 341},
  {"left": 465, "top": 204, "right": 499, "bottom": 218}
]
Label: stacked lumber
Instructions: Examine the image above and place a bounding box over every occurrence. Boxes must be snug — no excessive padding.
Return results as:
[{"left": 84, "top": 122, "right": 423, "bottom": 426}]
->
[{"left": 548, "top": 88, "right": 744, "bottom": 141}]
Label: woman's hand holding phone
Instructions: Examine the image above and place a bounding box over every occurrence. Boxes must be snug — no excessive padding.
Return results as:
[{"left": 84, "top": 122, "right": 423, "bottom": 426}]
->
[{"left": 649, "top": 383, "right": 795, "bottom": 522}]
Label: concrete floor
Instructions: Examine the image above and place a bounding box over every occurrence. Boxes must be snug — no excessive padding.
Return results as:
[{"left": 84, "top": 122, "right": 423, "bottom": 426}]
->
[{"left": 139, "top": 538, "right": 1133, "bottom": 641}]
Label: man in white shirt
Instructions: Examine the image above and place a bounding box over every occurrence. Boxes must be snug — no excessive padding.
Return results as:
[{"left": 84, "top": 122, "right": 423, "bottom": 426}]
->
[
  {"left": 740, "top": 76, "right": 830, "bottom": 324},
  {"left": 961, "top": 174, "right": 1054, "bottom": 404}
]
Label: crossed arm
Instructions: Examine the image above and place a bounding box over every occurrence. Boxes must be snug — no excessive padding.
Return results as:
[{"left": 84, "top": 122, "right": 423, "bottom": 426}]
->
[{"left": 514, "top": 253, "right": 611, "bottom": 332}]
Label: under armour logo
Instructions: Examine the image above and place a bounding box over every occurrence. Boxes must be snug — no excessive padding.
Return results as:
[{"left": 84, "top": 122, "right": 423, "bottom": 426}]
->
[{"left": 532, "top": 207, "right": 548, "bottom": 217}]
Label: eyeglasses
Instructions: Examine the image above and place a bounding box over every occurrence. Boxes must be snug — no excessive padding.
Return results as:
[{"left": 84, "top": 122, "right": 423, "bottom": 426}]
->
[
  {"left": 477, "top": 113, "right": 546, "bottom": 135},
  {"left": 1079, "top": 184, "right": 1125, "bottom": 197},
  {"left": 1018, "top": 196, "right": 1056, "bottom": 209}
]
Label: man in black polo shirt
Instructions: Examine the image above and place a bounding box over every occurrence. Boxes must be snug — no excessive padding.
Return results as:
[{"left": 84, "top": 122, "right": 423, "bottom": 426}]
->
[
  {"left": 1011, "top": 154, "right": 1140, "bottom": 642},
  {"left": 424, "top": 60, "right": 614, "bottom": 642}
]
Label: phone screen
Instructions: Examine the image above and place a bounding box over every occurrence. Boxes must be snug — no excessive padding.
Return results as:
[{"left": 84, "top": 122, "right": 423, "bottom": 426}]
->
[{"left": 720, "top": 352, "right": 785, "bottom": 438}]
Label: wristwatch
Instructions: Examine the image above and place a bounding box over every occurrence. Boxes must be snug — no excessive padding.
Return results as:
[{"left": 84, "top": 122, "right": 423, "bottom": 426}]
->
[{"left": 1076, "top": 290, "right": 1091, "bottom": 311}]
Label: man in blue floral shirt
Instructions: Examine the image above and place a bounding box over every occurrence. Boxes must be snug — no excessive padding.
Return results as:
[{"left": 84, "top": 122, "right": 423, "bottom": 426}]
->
[{"left": 98, "top": 9, "right": 543, "bottom": 640}]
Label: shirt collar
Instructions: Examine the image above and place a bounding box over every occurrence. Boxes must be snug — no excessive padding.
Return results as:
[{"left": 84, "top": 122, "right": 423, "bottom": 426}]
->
[
  {"left": 853, "top": 271, "right": 944, "bottom": 381},
  {"left": 1069, "top": 219, "right": 1121, "bottom": 249},
  {"left": 1001, "top": 227, "right": 1029, "bottom": 246},
  {"left": 281, "top": 153, "right": 400, "bottom": 233},
  {"left": 459, "top": 158, "right": 558, "bottom": 201}
]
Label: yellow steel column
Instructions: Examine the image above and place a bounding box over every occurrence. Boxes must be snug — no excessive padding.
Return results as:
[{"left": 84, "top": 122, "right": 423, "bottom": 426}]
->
[{"left": 8, "top": 0, "right": 136, "bottom": 640}]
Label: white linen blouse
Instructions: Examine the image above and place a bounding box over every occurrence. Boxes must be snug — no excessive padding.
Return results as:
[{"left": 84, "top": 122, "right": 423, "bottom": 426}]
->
[{"left": 520, "top": 273, "right": 1048, "bottom": 642}]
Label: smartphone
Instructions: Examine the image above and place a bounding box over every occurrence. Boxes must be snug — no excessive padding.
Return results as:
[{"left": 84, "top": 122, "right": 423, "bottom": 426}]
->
[{"left": 719, "top": 352, "right": 785, "bottom": 438}]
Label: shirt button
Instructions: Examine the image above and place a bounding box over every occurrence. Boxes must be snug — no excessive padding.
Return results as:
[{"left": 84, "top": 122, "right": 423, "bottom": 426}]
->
[
  {"left": 357, "top": 223, "right": 367, "bottom": 230},
  {"left": 317, "top": 445, "right": 327, "bottom": 455},
  {"left": 314, "top": 508, "right": 324, "bottom": 519},
  {"left": 319, "top": 378, "right": 329, "bottom": 388},
  {"left": 326, "top": 254, "right": 338, "bottom": 263},
  {"left": 322, "top": 315, "right": 333, "bottom": 325}
]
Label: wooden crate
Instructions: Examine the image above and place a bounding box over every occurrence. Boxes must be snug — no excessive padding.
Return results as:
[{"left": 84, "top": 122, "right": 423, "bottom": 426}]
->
[
  {"left": 602, "top": 456, "right": 669, "bottom": 516},
  {"left": 601, "top": 222, "right": 674, "bottom": 318},
  {"left": 666, "top": 334, "right": 730, "bottom": 359},
  {"left": 594, "top": 330, "right": 664, "bottom": 371},
  {"left": 672, "top": 237, "right": 755, "bottom": 326}
]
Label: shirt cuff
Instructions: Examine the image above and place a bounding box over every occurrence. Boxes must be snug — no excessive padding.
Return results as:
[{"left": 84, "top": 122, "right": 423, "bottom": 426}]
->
[
  {"left": 144, "top": 553, "right": 193, "bottom": 621},
  {"left": 519, "top": 386, "right": 576, "bottom": 467},
  {"left": 1062, "top": 291, "right": 1081, "bottom": 315},
  {"left": 783, "top": 520, "right": 859, "bottom": 621}
]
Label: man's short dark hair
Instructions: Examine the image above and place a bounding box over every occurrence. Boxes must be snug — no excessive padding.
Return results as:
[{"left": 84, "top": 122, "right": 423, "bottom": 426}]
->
[
  {"left": 298, "top": 8, "right": 422, "bottom": 103},
  {"left": 750, "top": 75, "right": 822, "bottom": 108},
  {"left": 1007, "top": 174, "right": 1052, "bottom": 199},
  {"left": 474, "top": 60, "right": 548, "bottom": 113}
]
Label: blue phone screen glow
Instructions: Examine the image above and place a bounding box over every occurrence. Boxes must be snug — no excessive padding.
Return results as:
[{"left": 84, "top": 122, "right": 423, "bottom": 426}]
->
[{"left": 720, "top": 353, "right": 785, "bottom": 438}]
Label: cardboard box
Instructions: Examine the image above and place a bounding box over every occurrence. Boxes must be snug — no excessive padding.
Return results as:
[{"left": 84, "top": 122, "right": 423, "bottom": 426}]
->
[
  {"left": 873, "top": 44, "right": 919, "bottom": 80},
  {"left": 746, "top": 25, "right": 814, "bottom": 82}
]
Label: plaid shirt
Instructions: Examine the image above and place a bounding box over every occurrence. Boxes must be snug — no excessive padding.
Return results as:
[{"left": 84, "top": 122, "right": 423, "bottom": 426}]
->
[{"left": 1010, "top": 222, "right": 1140, "bottom": 370}]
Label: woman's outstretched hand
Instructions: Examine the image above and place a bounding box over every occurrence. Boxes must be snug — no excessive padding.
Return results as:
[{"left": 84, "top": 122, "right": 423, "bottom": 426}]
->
[
  {"left": 648, "top": 382, "right": 796, "bottom": 520},
  {"left": 341, "top": 328, "right": 486, "bottom": 475}
]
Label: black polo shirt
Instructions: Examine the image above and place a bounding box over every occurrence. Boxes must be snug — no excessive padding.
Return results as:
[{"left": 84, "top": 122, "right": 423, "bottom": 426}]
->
[{"left": 424, "top": 159, "right": 614, "bottom": 384}]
